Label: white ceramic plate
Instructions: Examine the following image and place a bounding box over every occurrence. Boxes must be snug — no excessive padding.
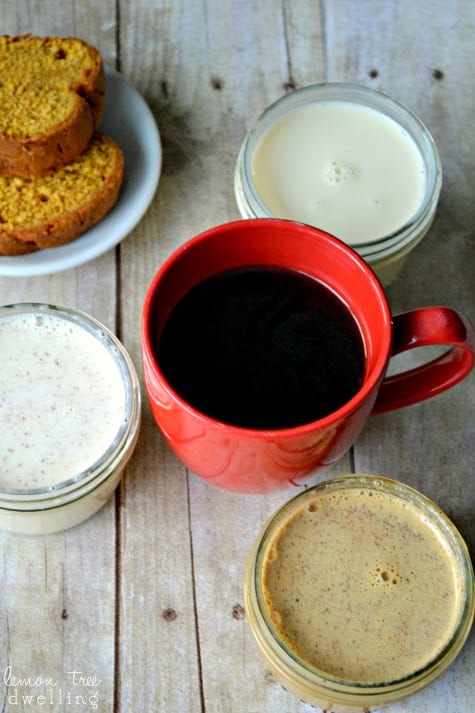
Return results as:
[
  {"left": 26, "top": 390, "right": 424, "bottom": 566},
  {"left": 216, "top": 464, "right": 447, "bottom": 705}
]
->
[{"left": 0, "top": 66, "right": 161, "bottom": 276}]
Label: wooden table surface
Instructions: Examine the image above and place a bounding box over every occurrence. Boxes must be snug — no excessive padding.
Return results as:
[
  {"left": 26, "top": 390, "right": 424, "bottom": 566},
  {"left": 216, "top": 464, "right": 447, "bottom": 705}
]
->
[{"left": 1, "top": 2, "right": 474, "bottom": 712}]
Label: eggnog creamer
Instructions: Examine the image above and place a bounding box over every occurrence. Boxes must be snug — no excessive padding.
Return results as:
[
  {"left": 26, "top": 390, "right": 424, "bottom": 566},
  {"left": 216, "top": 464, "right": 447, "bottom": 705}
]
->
[{"left": 0, "top": 311, "right": 126, "bottom": 490}]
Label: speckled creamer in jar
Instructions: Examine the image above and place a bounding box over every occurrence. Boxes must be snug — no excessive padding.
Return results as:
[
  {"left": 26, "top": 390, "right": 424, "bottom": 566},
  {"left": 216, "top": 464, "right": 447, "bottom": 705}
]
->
[
  {"left": 0, "top": 304, "right": 141, "bottom": 534},
  {"left": 244, "top": 476, "right": 474, "bottom": 712},
  {"left": 234, "top": 83, "right": 442, "bottom": 286}
]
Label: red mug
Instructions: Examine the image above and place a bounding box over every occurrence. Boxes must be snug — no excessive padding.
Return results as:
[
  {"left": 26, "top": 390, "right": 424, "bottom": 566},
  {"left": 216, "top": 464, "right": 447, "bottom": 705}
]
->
[{"left": 141, "top": 219, "right": 474, "bottom": 493}]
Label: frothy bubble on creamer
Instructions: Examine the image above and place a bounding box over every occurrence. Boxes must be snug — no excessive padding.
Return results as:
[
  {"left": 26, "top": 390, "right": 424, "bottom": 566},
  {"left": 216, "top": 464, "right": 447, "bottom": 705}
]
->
[
  {"left": 324, "top": 159, "right": 358, "bottom": 184},
  {"left": 0, "top": 312, "right": 127, "bottom": 490}
]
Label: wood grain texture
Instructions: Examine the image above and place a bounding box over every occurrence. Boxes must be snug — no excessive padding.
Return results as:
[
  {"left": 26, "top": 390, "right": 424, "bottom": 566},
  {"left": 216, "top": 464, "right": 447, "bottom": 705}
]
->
[{"left": 0, "top": 1, "right": 473, "bottom": 712}]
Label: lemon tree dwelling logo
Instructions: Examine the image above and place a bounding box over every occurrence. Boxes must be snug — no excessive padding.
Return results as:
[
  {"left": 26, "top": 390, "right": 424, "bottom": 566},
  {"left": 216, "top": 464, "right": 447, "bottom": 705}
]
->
[{"left": 3, "top": 666, "right": 102, "bottom": 709}]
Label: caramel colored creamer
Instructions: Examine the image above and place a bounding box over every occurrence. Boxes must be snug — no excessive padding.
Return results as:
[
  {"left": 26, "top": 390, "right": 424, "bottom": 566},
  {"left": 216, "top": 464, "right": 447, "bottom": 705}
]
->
[{"left": 262, "top": 485, "right": 466, "bottom": 684}]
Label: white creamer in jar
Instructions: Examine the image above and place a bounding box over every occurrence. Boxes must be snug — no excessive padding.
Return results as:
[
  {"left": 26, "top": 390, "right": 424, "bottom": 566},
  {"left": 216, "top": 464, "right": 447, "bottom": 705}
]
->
[
  {"left": 251, "top": 101, "right": 426, "bottom": 246},
  {"left": 1, "top": 311, "right": 126, "bottom": 489},
  {"left": 0, "top": 304, "right": 141, "bottom": 534},
  {"left": 235, "top": 83, "right": 442, "bottom": 287}
]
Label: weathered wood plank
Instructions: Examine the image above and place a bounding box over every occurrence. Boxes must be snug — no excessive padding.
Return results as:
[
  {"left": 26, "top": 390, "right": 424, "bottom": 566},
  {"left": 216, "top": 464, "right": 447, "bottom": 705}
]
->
[
  {"left": 325, "top": 2, "right": 475, "bottom": 711},
  {"left": 0, "top": 4, "right": 119, "bottom": 712},
  {"left": 165, "top": 2, "right": 345, "bottom": 711},
  {"left": 115, "top": 1, "right": 204, "bottom": 709}
]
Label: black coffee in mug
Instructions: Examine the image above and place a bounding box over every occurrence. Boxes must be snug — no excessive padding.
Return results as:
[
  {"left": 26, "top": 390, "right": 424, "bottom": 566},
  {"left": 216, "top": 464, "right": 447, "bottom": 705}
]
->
[{"left": 156, "top": 266, "right": 365, "bottom": 429}]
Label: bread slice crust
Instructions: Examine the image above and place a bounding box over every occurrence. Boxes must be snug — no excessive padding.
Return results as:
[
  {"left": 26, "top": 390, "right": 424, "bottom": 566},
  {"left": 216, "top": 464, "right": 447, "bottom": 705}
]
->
[
  {"left": 0, "top": 35, "right": 105, "bottom": 177},
  {"left": 0, "top": 132, "right": 124, "bottom": 255}
]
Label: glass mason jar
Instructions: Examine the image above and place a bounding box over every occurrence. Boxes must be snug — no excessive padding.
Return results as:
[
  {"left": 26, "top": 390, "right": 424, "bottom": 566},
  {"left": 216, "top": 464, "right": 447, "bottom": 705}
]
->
[
  {"left": 234, "top": 83, "right": 442, "bottom": 287},
  {"left": 244, "top": 475, "right": 474, "bottom": 712},
  {"left": 0, "top": 303, "right": 141, "bottom": 535}
]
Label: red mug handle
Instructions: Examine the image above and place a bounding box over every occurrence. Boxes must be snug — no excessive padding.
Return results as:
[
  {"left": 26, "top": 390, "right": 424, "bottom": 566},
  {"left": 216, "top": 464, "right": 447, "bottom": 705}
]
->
[{"left": 372, "top": 307, "right": 475, "bottom": 414}]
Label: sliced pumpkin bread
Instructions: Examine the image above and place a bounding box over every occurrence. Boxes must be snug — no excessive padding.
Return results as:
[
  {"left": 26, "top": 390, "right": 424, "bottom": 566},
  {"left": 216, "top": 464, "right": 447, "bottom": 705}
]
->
[
  {"left": 0, "top": 132, "right": 124, "bottom": 255},
  {"left": 0, "top": 34, "right": 105, "bottom": 177}
]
